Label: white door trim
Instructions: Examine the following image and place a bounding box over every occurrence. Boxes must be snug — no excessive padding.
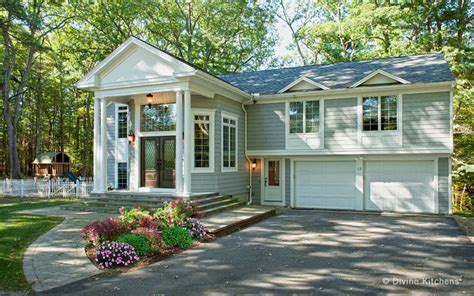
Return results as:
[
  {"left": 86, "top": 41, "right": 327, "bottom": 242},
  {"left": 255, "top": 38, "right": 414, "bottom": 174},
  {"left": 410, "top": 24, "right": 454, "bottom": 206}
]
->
[{"left": 261, "top": 158, "right": 285, "bottom": 206}]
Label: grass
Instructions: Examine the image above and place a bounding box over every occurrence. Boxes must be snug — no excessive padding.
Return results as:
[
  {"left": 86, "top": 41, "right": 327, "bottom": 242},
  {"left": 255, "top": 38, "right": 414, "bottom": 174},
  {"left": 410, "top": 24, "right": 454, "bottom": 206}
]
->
[
  {"left": 454, "top": 211, "right": 474, "bottom": 218},
  {"left": 0, "top": 197, "right": 78, "bottom": 291}
]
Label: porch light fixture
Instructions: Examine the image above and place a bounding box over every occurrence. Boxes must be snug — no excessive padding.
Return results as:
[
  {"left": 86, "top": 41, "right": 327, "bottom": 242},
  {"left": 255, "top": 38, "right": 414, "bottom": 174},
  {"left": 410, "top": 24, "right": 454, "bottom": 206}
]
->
[
  {"left": 146, "top": 93, "right": 153, "bottom": 108},
  {"left": 252, "top": 159, "right": 257, "bottom": 170},
  {"left": 127, "top": 130, "right": 136, "bottom": 144}
]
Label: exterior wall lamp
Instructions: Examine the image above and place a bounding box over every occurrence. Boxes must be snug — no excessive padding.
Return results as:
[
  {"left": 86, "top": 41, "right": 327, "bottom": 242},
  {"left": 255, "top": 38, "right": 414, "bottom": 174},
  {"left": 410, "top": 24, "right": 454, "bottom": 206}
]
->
[
  {"left": 127, "top": 130, "right": 136, "bottom": 144},
  {"left": 146, "top": 93, "right": 153, "bottom": 108},
  {"left": 252, "top": 159, "right": 257, "bottom": 170}
]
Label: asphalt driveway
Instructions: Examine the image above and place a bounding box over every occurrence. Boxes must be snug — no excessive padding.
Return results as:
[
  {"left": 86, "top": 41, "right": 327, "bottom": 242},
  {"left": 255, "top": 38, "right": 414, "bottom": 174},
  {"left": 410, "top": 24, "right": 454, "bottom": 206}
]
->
[{"left": 41, "top": 210, "right": 473, "bottom": 295}]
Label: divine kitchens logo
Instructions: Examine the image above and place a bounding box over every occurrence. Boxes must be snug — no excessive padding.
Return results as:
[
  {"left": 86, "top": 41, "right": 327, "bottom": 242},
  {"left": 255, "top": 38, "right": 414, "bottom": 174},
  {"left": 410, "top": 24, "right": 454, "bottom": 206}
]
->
[{"left": 382, "top": 277, "right": 461, "bottom": 286}]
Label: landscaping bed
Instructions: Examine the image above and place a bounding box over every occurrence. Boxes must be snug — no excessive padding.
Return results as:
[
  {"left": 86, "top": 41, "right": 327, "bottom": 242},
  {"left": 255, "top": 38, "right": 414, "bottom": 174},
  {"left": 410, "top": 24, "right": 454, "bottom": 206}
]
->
[{"left": 80, "top": 199, "right": 214, "bottom": 271}]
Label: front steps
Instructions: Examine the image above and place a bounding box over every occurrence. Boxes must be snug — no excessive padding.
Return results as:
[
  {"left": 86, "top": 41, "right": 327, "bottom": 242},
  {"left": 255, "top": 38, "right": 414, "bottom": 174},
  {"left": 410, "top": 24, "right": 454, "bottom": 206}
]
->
[{"left": 61, "top": 191, "right": 247, "bottom": 217}]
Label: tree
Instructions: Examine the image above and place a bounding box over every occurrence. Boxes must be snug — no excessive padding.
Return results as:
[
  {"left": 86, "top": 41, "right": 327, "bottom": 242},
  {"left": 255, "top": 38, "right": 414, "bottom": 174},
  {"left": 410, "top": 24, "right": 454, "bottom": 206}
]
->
[{"left": 0, "top": 0, "right": 69, "bottom": 177}]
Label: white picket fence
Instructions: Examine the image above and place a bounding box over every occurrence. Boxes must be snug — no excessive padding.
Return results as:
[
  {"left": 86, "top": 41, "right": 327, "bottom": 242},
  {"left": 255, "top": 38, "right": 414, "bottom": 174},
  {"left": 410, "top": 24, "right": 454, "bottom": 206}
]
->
[{"left": 0, "top": 178, "right": 93, "bottom": 198}]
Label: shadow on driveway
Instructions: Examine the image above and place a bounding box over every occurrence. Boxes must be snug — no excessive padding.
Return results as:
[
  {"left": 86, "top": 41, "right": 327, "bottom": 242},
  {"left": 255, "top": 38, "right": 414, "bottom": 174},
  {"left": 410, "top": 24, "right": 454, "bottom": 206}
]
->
[{"left": 40, "top": 210, "right": 473, "bottom": 295}]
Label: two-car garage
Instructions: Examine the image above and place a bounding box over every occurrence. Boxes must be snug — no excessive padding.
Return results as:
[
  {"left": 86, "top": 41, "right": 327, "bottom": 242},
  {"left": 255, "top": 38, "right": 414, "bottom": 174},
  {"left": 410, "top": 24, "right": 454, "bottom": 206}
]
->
[{"left": 293, "top": 159, "right": 437, "bottom": 213}]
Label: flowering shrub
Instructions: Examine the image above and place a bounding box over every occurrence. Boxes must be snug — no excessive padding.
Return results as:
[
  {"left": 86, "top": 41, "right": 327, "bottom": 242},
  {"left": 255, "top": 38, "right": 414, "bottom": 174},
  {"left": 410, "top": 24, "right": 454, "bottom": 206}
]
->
[
  {"left": 154, "top": 199, "right": 194, "bottom": 227},
  {"left": 179, "top": 218, "right": 209, "bottom": 240},
  {"left": 131, "top": 227, "right": 163, "bottom": 250},
  {"left": 119, "top": 207, "right": 155, "bottom": 230},
  {"left": 162, "top": 226, "right": 193, "bottom": 248},
  {"left": 95, "top": 242, "right": 140, "bottom": 269},
  {"left": 116, "top": 234, "right": 152, "bottom": 256},
  {"left": 80, "top": 217, "right": 127, "bottom": 246}
]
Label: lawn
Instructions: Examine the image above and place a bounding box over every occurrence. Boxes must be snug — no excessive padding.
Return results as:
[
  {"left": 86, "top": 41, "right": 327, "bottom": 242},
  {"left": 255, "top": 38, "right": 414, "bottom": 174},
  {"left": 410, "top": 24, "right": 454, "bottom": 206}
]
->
[{"left": 0, "top": 197, "right": 77, "bottom": 291}]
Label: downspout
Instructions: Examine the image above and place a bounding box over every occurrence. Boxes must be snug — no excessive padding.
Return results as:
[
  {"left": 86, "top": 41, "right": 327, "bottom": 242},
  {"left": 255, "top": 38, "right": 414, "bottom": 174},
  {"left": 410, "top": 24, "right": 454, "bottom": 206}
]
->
[{"left": 242, "top": 94, "right": 258, "bottom": 205}]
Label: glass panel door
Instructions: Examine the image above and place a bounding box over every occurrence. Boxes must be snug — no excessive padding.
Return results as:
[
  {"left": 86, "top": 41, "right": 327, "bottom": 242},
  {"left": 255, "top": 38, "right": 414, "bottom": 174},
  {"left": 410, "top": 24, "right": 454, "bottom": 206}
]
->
[{"left": 141, "top": 137, "right": 176, "bottom": 188}]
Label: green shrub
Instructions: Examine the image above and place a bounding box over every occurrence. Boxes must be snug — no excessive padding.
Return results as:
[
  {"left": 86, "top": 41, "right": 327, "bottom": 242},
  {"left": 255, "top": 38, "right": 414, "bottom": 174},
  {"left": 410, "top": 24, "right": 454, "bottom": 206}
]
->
[
  {"left": 116, "top": 233, "right": 152, "bottom": 256},
  {"left": 118, "top": 207, "right": 153, "bottom": 230},
  {"left": 154, "top": 199, "right": 195, "bottom": 227},
  {"left": 162, "top": 226, "right": 193, "bottom": 248}
]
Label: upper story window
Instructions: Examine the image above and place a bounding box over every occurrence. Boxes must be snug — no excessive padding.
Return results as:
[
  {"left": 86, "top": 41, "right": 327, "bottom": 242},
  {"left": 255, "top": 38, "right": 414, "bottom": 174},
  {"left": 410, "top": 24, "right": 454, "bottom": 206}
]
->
[
  {"left": 141, "top": 103, "right": 176, "bottom": 132},
  {"left": 289, "top": 100, "right": 319, "bottom": 134},
  {"left": 222, "top": 113, "right": 238, "bottom": 172},
  {"left": 117, "top": 106, "right": 128, "bottom": 138},
  {"left": 362, "top": 95, "right": 397, "bottom": 131}
]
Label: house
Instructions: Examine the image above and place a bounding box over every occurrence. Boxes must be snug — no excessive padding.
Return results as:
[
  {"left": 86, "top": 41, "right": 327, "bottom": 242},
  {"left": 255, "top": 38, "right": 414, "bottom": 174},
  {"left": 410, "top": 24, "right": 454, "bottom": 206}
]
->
[
  {"left": 77, "top": 36, "right": 454, "bottom": 214},
  {"left": 32, "top": 152, "right": 72, "bottom": 178}
]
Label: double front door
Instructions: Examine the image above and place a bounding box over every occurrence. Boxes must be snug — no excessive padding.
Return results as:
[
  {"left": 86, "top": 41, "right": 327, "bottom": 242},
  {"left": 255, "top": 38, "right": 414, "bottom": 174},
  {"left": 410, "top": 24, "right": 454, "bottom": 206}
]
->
[{"left": 141, "top": 137, "right": 176, "bottom": 188}]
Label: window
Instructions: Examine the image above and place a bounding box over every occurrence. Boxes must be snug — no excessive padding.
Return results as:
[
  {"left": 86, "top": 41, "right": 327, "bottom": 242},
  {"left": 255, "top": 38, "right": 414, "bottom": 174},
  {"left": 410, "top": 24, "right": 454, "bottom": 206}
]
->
[
  {"left": 194, "top": 115, "right": 210, "bottom": 168},
  {"left": 140, "top": 103, "right": 176, "bottom": 132},
  {"left": 117, "top": 162, "right": 127, "bottom": 189},
  {"left": 222, "top": 113, "right": 237, "bottom": 171},
  {"left": 289, "top": 100, "right": 319, "bottom": 134},
  {"left": 362, "top": 95, "right": 397, "bottom": 131},
  {"left": 117, "top": 106, "right": 128, "bottom": 138}
]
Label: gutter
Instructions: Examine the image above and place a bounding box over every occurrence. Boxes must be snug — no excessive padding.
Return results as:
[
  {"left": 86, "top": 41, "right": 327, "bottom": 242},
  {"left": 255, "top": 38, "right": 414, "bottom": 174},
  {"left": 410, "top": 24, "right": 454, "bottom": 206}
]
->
[{"left": 241, "top": 94, "right": 258, "bottom": 205}]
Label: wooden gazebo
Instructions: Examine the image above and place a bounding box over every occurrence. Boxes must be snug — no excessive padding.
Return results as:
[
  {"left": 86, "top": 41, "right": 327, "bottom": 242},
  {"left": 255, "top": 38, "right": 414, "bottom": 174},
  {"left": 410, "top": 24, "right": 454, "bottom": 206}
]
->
[{"left": 32, "top": 152, "right": 72, "bottom": 178}]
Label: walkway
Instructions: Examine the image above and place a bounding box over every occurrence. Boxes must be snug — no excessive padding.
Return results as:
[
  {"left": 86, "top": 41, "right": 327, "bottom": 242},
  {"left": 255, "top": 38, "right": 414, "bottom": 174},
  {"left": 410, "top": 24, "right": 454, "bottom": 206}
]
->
[{"left": 16, "top": 207, "right": 113, "bottom": 292}]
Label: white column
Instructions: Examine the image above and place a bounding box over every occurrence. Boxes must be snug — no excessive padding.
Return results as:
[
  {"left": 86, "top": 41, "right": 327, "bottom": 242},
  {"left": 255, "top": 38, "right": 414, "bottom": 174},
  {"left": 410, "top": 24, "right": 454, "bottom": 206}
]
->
[
  {"left": 93, "top": 97, "right": 101, "bottom": 192},
  {"left": 175, "top": 90, "right": 184, "bottom": 194},
  {"left": 183, "top": 90, "right": 192, "bottom": 195},
  {"left": 100, "top": 98, "right": 108, "bottom": 192}
]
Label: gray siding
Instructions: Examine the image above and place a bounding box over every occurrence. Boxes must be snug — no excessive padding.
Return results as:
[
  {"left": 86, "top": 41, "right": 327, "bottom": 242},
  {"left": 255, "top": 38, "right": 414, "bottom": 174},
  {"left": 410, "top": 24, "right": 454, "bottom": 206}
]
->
[
  {"left": 247, "top": 103, "right": 285, "bottom": 150},
  {"left": 324, "top": 98, "right": 359, "bottom": 149},
  {"left": 438, "top": 157, "right": 450, "bottom": 214},
  {"left": 285, "top": 158, "right": 290, "bottom": 206},
  {"left": 403, "top": 92, "right": 450, "bottom": 148},
  {"left": 106, "top": 103, "right": 116, "bottom": 188},
  {"left": 191, "top": 95, "right": 249, "bottom": 197},
  {"left": 250, "top": 159, "right": 262, "bottom": 205}
]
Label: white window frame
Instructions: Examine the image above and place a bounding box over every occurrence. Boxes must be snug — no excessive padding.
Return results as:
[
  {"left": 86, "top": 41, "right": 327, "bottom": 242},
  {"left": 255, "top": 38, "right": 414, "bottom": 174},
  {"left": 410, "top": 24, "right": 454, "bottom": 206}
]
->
[
  {"left": 361, "top": 95, "right": 399, "bottom": 132},
  {"left": 221, "top": 111, "right": 239, "bottom": 173},
  {"left": 115, "top": 104, "right": 129, "bottom": 189},
  {"left": 191, "top": 108, "right": 216, "bottom": 173},
  {"left": 288, "top": 99, "right": 321, "bottom": 135}
]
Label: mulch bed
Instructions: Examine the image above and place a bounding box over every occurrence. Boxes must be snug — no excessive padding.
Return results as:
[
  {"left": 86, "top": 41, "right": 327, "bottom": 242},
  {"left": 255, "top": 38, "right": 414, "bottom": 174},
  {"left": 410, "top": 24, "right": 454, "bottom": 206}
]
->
[
  {"left": 453, "top": 216, "right": 474, "bottom": 243},
  {"left": 85, "top": 233, "right": 216, "bottom": 273}
]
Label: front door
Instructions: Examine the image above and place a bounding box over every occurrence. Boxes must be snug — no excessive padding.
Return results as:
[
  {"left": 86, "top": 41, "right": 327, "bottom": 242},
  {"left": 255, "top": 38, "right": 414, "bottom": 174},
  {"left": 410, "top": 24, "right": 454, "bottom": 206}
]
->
[
  {"left": 141, "top": 137, "right": 176, "bottom": 188},
  {"left": 264, "top": 159, "right": 283, "bottom": 203}
]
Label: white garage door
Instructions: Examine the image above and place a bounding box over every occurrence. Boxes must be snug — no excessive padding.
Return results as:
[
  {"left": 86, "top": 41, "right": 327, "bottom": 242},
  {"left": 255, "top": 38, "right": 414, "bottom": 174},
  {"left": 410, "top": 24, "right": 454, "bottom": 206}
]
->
[
  {"left": 294, "top": 161, "right": 356, "bottom": 209},
  {"left": 364, "top": 161, "right": 435, "bottom": 213}
]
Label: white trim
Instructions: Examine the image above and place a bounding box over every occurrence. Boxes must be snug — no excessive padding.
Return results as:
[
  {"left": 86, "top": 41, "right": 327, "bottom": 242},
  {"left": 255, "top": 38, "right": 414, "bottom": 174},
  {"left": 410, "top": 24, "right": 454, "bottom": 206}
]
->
[
  {"left": 252, "top": 81, "right": 454, "bottom": 104},
  {"left": 261, "top": 158, "right": 286, "bottom": 206},
  {"left": 398, "top": 94, "right": 403, "bottom": 146},
  {"left": 290, "top": 158, "right": 295, "bottom": 208},
  {"left": 449, "top": 90, "right": 454, "bottom": 152},
  {"left": 191, "top": 108, "right": 216, "bottom": 173},
  {"left": 434, "top": 157, "right": 439, "bottom": 214},
  {"left": 183, "top": 90, "right": 192, "bottom": 194},
  {"left": 350, "top": 69, "right": 411, "bottom": 88},
  {"left": 278, "top": 76, "right": 330, "bottom": 93},
  {"left": 355, "top": 158, "right": 364, "bottom": 210},
  {"left": 247, "top": 149, "right": 452, "bottom": 156},
  {"left": 448, "top": 157, "right": 452, "bottom": 214},
  {"left": 220, "top": 111, "right": 239, "bottom": 173},
  {"left": 320, "top": 99, "right": 325, "bottom": 149}
]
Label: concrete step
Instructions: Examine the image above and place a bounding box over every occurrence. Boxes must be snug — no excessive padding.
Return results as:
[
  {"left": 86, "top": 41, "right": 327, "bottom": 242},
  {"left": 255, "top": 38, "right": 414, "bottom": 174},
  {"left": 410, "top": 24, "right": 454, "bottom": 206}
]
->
[
  {"left": 195, "top": 197, "right": 240, "bottom": 211},
  {"left": 190, "top": 195, "right": 233, "bottom": 206},
  {"left": 193, "top": 201, "right": 247, "bottom": 218}
]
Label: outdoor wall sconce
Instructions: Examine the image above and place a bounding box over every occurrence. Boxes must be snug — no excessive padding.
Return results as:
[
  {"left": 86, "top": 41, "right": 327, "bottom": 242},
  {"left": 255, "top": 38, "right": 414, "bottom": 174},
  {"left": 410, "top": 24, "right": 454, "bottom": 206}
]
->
[
  {"left": 146, "top": 93, "right": 153, "bottom": 108},
  {"left": 252, "top": 159, "right": 257, "bottom": 170},
  {"left": 127, "top": 130, "right": 136, "bottom": 144}
]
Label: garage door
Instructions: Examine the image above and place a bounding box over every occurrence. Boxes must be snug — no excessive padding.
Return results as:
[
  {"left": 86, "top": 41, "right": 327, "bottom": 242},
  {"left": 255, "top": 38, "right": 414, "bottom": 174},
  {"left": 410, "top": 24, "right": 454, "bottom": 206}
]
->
[
  {"left": 294, "top": 161, "right": 356, "bottom": 209},
  {"left": 364, "top": 160, "right": 435, "bottom": 213}
]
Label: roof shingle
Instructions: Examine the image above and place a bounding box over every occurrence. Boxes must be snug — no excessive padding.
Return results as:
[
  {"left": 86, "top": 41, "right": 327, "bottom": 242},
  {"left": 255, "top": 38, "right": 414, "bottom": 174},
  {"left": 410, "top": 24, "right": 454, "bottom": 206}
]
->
[{"left": 218, "top": 53, "right": 454, "bottom": 95}]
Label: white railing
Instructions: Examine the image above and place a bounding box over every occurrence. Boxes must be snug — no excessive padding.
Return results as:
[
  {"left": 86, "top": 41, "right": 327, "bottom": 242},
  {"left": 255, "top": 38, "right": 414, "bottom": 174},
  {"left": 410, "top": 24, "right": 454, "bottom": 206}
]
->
[{"left": 0, "top": 178, "right": 93, "bottom": 198}]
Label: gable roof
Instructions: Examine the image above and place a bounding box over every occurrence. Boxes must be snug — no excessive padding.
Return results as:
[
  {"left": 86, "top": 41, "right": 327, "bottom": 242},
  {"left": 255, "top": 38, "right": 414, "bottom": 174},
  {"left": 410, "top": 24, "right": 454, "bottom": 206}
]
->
[
  {"left": 218, "top": 53, "right": 454, "bottom": 95},
  {"left": 350, "top": 69, "right": 411, "bottom": 87},
  {"left": 278, "top": 76, "right": 330, "bottom": 93}
]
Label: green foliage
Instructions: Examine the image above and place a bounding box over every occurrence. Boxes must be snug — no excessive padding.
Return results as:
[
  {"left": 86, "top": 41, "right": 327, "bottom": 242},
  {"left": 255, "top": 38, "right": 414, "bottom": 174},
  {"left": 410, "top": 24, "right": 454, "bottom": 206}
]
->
[
  {"left": 0, "top": 199, "right": 73, "bottom": 290},
  {"left": 162, "top": 226, "right": 193, "bottom": 248},
  {"left": 154, "top": 199, "right": 194, "bottom": 227},
  {"left": 116, "top": 233, "right": 152, "bottom": 256},
  {"left": 118, "top": 207, "right": 152, "bottom": 229}
]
